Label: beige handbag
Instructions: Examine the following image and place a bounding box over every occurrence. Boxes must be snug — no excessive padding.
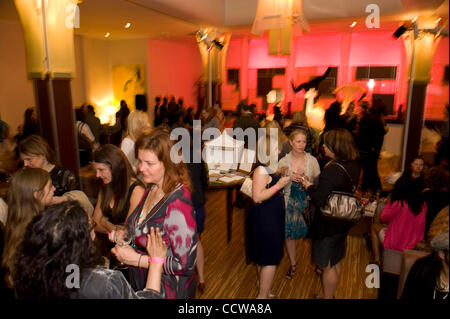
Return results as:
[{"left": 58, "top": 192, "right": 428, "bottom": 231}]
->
[
  {"left": 239, "top": 167, "right": 272, "bottom": 199},
  {"left": 240, "top": 166, "right": 257, "bottom": 198},
  {"left": 320, "top": 162, "right": 363, "bottom": 223}
]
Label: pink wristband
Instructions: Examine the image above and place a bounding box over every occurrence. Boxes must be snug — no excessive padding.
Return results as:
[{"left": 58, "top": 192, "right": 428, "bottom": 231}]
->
[
  {"left": 271, "top": 186, "right": 278, "bottom": 194},
  {"left": 149, "top": 257, "right": 165, "bottom": 264}
]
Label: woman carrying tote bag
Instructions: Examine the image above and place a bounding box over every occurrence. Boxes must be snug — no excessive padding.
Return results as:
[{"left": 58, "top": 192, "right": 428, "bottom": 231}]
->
[{"left": 299, "top": 128, "right": 361, "bottom": 299}]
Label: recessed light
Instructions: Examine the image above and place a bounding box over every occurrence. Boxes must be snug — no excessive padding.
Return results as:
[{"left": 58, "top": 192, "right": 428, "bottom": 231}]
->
[
  {"left": 367, "top": 79, "right": 375, "bottom": 89},
  {"left": 350, "top": 21, "right": 357, "bottom": 28},
  {"left": 104, "top": 32, "right": 110, "bottom": 38},
  {"left": 125, "top": 23, "right": 131, "bottom": 29},
  {"left": 435, "top": 17, "right": 442, "bottom": 24}
]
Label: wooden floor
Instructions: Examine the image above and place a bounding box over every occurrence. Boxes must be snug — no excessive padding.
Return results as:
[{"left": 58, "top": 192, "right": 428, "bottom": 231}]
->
[{"left": 195, "top": 189, "right": 379, "bottom": 299}]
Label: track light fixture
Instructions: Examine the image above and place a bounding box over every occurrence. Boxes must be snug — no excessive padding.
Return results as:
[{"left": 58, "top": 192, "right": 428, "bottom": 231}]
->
[
  {"left": 393, "top": 21, "right": 449, "bottom": 40},
  {"left": 196, "top": 28, "right": 224, "bottom": 50}
]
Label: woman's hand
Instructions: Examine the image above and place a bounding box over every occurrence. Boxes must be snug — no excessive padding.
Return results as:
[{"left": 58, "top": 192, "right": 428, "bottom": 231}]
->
[
  {"left": 300, "top": 175, "right": 313, "bottom": 190},
  {"left": 291, "top": 171, "right": 303, "bottom": 183},
  {"left": 146, "top": 227, "right": 167, "bottom": 259},
  {"left": 111, "top": 244, "right": 140, "bottom": 267},
  {"left": 276, "top": 176, "right": 292, "bottom": 190}
]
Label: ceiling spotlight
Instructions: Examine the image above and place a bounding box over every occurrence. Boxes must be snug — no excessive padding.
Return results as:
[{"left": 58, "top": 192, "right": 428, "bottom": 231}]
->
[
  {"left": 104, "top": 32, "right": 110, "bottom": 38},
  {"left": 213, "top": 40, "right": 224, "bottom": 50},
  {"left": 392, "top": 23, "right": 411, "bottom": 39},
  {"left": 367, "top": 79, "right": 375, "bottom": 89},
  {"left": 350, "top": 21, "right": 357, "bottom": 28},
  {"left": 196, "top": 29, "right": 209, "bottom": 42},
  {"left": 125, "top": 23, "right": 131, "bottom": 29}
]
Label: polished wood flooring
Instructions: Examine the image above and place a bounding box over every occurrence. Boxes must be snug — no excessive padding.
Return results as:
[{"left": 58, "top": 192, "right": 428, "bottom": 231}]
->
[{"left": 195, "top": 189, "right": 378, "bottom": 299}]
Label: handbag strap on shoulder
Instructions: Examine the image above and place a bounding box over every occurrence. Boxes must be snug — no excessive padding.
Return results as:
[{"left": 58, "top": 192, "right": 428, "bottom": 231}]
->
[{"left": 332, "top": 162, "right": 357, "bottom": 192}]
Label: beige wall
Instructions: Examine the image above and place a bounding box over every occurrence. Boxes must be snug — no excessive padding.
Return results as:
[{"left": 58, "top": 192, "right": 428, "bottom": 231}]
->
[
  {"left": 0, "top": 20, "right": 86, "bottom": 135},
  {"left": 0, "top": 19, "right": 35, "bottom": 135},
  {"left": 81, "top": 36, "right": 150, "bottom": 123}
]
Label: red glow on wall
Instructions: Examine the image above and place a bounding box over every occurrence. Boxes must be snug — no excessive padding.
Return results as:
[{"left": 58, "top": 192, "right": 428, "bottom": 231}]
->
[{"left": 223, "top": 31, "right": 448, "bottom": 119}]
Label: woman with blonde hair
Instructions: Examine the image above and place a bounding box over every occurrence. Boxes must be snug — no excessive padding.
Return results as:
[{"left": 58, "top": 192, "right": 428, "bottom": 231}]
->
[
  {"left": 2, "top": 168, "right": 55, "bottom": 287},
  {"left": 249, "top": 121, "right": 291, "bottom": 298},
  {"left": 121, "top": 110, "right": 151, "bottom": 173},
  {"left": 18, "top": 134, "right": 78, "bottom": 197},
  {"left": 279, "top": 129, "right": 320, "bottom": 280}
]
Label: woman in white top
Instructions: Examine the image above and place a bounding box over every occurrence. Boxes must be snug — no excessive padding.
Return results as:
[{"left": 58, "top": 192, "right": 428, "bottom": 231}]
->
[
  {"left": 278, "top": 129, "right": 320, "bottom": 280},
  {"left": 120, "top": 110, "right": 151, "bottom": 173}
]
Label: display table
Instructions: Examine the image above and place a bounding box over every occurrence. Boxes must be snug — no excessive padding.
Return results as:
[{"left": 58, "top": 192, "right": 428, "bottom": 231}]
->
[{"left": 207, "top": 172, "right": 246, "bottom": 243}]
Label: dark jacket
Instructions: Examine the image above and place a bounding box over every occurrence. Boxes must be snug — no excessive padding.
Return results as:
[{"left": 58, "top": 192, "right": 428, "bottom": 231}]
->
[
  {"left": 307, "top": 160, "right": 361, "bottom": 239},
  {"left": 186, "top": 161, "right": 208, "bottom": 207},
  {"left": 233, "top": 113, "right": 260, "bottom": 149},
  {"left": 49, "top": 166, "right": 79, "bottom": 197}
]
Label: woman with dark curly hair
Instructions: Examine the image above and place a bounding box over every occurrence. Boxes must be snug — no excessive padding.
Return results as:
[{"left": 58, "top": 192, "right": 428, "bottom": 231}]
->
[{"left": 13, "top": 201, "right": 166, "bottom": 299}]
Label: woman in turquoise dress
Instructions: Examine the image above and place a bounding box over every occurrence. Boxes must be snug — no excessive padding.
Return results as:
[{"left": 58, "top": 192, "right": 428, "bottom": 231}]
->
[{"left": 278, "top": 129, "right": 320, "bottom": 279}]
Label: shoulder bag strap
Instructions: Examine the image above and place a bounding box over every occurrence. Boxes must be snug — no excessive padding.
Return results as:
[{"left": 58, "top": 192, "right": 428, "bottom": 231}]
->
[{"left": 332, "top": 162, "right": 357, "bottom": 192}]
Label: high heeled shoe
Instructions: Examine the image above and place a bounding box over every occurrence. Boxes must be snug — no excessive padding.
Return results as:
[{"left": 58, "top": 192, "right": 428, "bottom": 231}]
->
[{"left": 285, "top": 264, "right": 297, "bottom": 280}]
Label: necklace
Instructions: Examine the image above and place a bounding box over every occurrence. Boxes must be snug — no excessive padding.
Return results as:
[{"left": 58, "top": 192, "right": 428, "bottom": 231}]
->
[{"left": 137, "top": 186, "right": 163, "bottom": 227}]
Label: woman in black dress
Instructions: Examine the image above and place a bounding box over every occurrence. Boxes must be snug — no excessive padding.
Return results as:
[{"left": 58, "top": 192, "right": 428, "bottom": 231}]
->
[
  {"left": 300, "top": 128, "right": 361, "bottom": 299},
  {"left": 249, "top": 124, "right": 291, "bottom": 298}
]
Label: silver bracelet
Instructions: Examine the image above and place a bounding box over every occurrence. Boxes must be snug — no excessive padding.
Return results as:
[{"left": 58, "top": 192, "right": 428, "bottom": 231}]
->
[{"left": 138, "top": 254, "right": 143, "bottom": 268}]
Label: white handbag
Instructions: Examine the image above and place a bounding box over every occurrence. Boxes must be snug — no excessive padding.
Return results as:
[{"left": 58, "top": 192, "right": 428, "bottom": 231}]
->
[
  {"left": 239, "top": 167, "right": 272, "bottom": 199},
  {"left": 239, "top": 175, "right": 253, "bottom": 198}
]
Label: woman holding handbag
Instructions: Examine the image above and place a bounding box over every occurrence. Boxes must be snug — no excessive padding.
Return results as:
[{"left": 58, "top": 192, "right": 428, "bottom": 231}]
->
[
  {"left": 300, "top": 128, "right": 360, "bottom": 299},
  {"left": 248, "top": 122, "right": 291, "bottom": 298},
  {"left": 278, "top": 129, "right": 320, "bottom": 280}
]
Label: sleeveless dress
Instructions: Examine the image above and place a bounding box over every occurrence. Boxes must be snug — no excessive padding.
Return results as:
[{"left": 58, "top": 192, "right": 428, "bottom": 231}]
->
[
  {"left": 285, "top": 182, "right": 309, "bottom": 238},
  {"left": 105, "top": 181, "right": 141, "bottom": 278},
  {"left": 248, "top": 166, "right": 285, "bottom": 266}
]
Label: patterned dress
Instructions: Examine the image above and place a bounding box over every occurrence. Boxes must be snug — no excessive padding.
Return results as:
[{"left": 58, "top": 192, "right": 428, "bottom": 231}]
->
[
  {"left": 126, "top": 183, "right": 197, "bottom": 299},
  {"left": 285, "top": 182, "right": 309, "bottom": 238}
]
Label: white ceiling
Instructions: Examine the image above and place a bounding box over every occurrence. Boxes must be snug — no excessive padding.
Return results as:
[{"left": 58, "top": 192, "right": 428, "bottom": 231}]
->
[{"left": 0, "top": 0, "right": 448, "bottom": 39}]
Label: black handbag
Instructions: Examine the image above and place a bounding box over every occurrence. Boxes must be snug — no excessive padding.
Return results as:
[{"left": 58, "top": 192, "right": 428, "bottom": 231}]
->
[{"left": 320, "top": 162, "right": 363, "bottom": 223}]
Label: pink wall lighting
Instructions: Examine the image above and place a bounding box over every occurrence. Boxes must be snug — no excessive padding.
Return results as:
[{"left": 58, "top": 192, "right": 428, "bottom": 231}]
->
[
  {"left": 248, "top": 38, "right": 288, "bottom": 69},
  {"left": 294, "top": 34, "right": 342, "bottom": 67}
]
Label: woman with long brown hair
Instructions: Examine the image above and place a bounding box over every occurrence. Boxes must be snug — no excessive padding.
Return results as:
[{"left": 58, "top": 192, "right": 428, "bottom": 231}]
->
[
  {"left": 109, "top": 130, "right": 197, "bottom": 298},
  {"left": 92, "top": 144, "right": 145, "bottom": 233},
  {"left": 2, "top": 168, "right": 55, "bottom": 287}
]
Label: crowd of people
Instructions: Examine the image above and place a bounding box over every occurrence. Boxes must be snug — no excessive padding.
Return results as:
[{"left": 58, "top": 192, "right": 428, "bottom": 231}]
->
[{"left": 0, "top": 94, "right": 448, "bottom": 301}]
